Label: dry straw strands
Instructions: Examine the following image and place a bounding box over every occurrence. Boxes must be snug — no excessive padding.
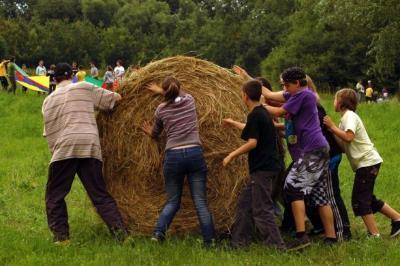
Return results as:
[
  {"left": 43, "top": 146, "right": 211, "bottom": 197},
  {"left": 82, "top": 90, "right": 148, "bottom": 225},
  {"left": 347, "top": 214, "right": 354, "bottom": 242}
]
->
[{"left": 98, "top": 56, "right": 250, "bottom": 236}]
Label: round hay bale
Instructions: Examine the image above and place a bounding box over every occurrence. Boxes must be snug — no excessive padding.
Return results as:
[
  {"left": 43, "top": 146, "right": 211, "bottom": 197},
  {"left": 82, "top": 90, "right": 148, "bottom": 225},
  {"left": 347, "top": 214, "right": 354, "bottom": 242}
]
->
[{"left": 98, "top": 56, "right": 250, "bottom": 235}]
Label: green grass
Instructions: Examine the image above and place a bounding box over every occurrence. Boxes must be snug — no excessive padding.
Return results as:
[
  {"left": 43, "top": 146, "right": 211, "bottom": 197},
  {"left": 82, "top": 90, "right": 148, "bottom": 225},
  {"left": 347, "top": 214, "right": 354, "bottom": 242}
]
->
[{"left": 1, "top": 89, "right": 400, "bottom": 265}]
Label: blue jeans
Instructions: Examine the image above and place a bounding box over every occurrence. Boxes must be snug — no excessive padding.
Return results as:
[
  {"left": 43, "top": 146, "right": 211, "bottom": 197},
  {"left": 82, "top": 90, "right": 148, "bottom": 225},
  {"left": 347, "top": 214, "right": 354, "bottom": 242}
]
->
[{"left": 154, "top": 146, "right": 215, "bottom": 243}]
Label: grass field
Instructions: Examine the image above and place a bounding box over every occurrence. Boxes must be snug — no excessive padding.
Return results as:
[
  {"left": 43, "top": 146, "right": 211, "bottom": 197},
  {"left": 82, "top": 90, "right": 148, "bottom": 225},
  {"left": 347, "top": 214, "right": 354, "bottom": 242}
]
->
[{"left": 0, "top": 89, "right": 400, "bottom": 265}]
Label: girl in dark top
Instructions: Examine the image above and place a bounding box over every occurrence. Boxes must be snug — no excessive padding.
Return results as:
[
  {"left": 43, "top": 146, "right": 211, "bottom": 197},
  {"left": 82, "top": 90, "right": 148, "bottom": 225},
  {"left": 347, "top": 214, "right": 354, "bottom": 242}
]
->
[{"left": 142, "top": 76, "right": 216, "bottom": 246}]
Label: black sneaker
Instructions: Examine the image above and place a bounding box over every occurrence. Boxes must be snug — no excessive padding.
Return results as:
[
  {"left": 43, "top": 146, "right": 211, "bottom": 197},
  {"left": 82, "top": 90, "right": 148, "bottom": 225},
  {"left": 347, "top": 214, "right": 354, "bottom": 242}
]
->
[
  {"left": 203, "top": 239, "right": 217, "bottom": 249},
  {"left": 323, "top": 237, "right": 338, "bottom": 246},
  {"left": 308, "top": 228, "right": 324, "bottom": 236},
  {"left": 286, "top": 235, "right": 311, "bottom": 251},
  {"left": 151, "top": 232, "right": 165, "bottom": 242},
  {"left": 390, "top": 221, "right": 400, "bottom": 238}
]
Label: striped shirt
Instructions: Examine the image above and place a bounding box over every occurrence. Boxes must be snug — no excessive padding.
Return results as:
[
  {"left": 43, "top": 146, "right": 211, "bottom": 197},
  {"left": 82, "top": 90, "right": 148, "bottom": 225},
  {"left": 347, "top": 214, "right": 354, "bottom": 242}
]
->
[
  {"left": 42, "top": 80, "right": 120, "bottom": 163},
  {"left": 152, "top": 93, "right": 201, "bottom": 150}
]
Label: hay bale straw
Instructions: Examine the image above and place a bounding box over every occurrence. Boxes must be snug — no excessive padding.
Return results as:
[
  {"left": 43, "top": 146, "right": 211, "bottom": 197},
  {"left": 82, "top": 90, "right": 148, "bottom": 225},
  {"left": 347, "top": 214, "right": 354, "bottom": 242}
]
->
[{"left": 98, "top": 56, "right": 250, "bottom": 235}]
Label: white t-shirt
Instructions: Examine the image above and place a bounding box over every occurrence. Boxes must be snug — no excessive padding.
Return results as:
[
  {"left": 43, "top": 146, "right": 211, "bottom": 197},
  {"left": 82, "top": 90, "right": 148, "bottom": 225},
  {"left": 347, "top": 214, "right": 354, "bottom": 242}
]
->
[
  {"left": 36, "top": 65, "right": 47, "bottom": 76},
  {"left": 114, "top": 66, "right": 125, "bottom": 80},
  {"left": 339, "top": 110, "right": 382, "bottom": 171}
]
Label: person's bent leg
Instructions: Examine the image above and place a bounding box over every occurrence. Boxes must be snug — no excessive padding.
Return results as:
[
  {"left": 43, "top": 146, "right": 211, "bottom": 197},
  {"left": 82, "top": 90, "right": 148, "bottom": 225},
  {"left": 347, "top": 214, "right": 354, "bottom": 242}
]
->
[
  {"left": 187, "top": 165, "right": 215, "bottom": 244},
  {"left": 231, "top": 182, "right": 253, "bottom": 247},
  {"left": 380, "top": 203, "right": 400, "bottom": 220},
  {"left": 318, "top": 205, "right": 336, "bottom": 238},
  {"left": 252, "top": 172, "right": 285, "bottom": 248},
  {"left": 153, "top": 150, "right": 185, "bottom": 238},
  {"left": 352, "top": 164, "right": 381, "bottom": 235},
  {"left": 77, "top": 158, "right": 127, "bottom": 238},
  {"left": 46, "top": 159, "right": 77, "bottom": 241},
  {"left": 329, "top": 154, "right": 351, "bottom": 239}
]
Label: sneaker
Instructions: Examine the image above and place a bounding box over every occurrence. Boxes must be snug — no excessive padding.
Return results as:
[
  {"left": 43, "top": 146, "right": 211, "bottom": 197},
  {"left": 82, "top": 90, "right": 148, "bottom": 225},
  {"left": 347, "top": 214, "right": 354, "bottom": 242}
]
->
[
  {"left": 367, "top": 232, "right": 381, "bottom": 239},
  {"left": 203, "top": 239, "right": 217, "bottom": 249},
  {"left": 286, "top": 235, "right": 311, "bottom": 252},
  {"left": 54, "top": 239, "right": 70, "bottom": 246},
  {"left": 323, "top": 237, "right": 337, "bottom": 246},
  {"left": 390, "top": 221, "right": 400, "bottom": 238},
  {"left": 151, "top": 232, "right": 165, "bottom": 242},
  {"left": 308, "top": 228, "right": 324, "bottom": 236},
  {"left": 122, "top": 236, "right": 135, "bottom": 247}
]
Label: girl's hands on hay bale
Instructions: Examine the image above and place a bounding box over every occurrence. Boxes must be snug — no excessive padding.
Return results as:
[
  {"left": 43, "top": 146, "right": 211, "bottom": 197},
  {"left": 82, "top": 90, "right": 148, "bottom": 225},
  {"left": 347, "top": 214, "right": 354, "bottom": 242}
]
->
[
  {"left": 146, "top": 83, "right": 164, "bottom": 95},
  {"left": 141, "top": 121, "right": 153, "bottom": 136}
]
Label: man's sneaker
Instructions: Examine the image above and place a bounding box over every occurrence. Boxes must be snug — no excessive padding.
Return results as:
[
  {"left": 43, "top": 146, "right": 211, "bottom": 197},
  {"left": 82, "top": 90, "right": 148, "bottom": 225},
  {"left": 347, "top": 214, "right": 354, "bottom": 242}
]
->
[
  {"left": 122, "top": 236, "right": 135, "bottom": 247},
  {"left": 151, "top": 232, "right": 165, "bottom": 242},
  {"left": 390, "top": 221, "right": 400, "bottom": 238},
  {"left": 308, "top": 228, "right": 324, "bottom": 236},
  {"left": 323, "top": 237, "right": 338, "bottom": 246},
  {"left": 287, "top": 235, "right": 311, "bottom": 252},
  {"left": 54, "top": 239, "right": 70, "bottom": 246},
  {"left": 203, "top": 239, "right": 217, "bottom": 249},
  {"left": 367, "top": 232, "right": 381, "bottom": 239}
]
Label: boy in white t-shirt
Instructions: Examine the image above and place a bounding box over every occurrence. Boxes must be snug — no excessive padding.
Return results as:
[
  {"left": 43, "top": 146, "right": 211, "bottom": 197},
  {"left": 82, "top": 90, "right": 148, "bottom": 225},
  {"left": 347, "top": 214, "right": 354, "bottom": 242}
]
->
[{"left": 324, "top": 88, "right": 400, "bottom": 238}]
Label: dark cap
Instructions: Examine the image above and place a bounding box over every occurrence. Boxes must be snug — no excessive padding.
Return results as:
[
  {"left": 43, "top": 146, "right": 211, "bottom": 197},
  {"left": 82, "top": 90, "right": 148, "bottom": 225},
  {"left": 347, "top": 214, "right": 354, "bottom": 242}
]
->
[{"left": 55, "top": 63, "right": 72, "bottom": 77}]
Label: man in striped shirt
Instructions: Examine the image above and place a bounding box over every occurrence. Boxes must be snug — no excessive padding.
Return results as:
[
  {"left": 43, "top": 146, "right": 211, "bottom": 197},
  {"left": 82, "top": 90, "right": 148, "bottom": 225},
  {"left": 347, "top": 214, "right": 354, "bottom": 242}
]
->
[{"left": 42, "top": 63, "right": 127, "bottom": 244}]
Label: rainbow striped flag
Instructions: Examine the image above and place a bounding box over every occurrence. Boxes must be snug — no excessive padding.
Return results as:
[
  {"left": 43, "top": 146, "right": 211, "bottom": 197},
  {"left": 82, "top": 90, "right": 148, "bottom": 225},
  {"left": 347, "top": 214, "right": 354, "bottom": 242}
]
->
[{"left": 15, "top": 65, "right": 49, "bottom": 93}]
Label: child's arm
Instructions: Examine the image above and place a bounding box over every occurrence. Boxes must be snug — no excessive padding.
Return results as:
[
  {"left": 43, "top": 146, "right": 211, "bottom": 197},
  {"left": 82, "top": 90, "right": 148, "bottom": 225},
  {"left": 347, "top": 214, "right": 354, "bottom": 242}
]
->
[
  {"left": 146, "top": 83, "right": 164, "bottom": 95},
  {"left": 264, "top": 105, "right": 287, "bottom": 117},
  {"left": 274, "top": 121, "right": 285, "bottom": 130},
  {"left": 223, "top": 139, "right": 257, "bottom": 167},
  {"left": 223, "top": 118, "right": 245, "bottom": 130},
  {"left": 323, "top": 116, "right": 355, "bottom": 143},
  {"left": 232, "top": 65, "right": 252, "bottom": 80},
  {"left": 262, "top": 86, "right": 285, "bottom": 103}
]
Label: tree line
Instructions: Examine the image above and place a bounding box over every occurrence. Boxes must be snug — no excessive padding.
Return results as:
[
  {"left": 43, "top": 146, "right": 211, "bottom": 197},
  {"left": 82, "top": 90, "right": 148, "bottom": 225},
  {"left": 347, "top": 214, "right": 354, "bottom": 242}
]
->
[{"left": 1, "top": 0, "right": 399, "bottom": 90}]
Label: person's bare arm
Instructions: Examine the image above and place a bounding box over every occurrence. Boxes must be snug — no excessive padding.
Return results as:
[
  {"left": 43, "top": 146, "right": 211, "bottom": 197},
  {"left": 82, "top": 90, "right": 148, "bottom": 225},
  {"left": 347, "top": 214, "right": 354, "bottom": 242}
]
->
[
  {"left": 262, "top": 86, "right": 285, "bottom": 103},
  {"left": 264, "top": 105, "right": 287, "bottom": 117},
  {"left": 222, "top": 118, "right": 245, "bottom": 130},
  {"left": 223, "top": 139, "right": 257, "bottom": 167},
  {"left": 323, "top": 116, "right": 355, "bottom": 143},
  {"left": 232, "top": 65, "right": 252, "bottom": 80}
]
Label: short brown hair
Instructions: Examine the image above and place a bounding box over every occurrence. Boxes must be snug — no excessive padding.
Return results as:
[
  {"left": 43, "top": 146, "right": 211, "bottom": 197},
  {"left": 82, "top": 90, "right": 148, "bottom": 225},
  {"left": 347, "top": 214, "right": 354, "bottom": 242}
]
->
[
  {"left": 336, "top": 88, "right": 358, "bottom": 111},
  {"left": 242, "top": 80, "right": 262, "bottom": 101}
]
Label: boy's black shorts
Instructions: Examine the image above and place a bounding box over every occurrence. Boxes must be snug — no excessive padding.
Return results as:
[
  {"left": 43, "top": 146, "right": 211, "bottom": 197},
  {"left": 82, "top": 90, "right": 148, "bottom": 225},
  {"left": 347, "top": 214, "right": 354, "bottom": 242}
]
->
[{"left": 352, "top": 163, "right": 384, "bottom": 216}]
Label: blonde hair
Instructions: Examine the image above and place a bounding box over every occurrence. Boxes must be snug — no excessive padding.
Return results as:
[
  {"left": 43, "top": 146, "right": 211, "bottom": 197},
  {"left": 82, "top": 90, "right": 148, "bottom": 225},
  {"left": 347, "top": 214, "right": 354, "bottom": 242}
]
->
[
  {"left": 335, "top": 88, "right": 358, "bottom": 111},
  {"left": 305, "top": 74, "right": 320, "bottom": 102}
]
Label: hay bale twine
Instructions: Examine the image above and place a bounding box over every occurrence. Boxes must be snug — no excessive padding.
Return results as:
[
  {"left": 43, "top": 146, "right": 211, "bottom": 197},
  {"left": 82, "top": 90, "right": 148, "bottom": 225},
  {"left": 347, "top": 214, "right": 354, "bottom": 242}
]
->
[{"left": 98, "top": 56, "right": 250, "bottom": 235}]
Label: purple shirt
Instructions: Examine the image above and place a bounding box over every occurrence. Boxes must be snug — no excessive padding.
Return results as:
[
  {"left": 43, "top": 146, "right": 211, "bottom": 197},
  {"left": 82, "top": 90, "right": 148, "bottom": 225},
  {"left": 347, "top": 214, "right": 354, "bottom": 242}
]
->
[{"left": 283, "top": 89, "right": 328, "bottom": 154}]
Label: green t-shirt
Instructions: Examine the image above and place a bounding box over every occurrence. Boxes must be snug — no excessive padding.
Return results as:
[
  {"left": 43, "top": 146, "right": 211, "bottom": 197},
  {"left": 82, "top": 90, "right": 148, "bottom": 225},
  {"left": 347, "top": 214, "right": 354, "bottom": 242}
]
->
[{"left": 8, "top": 63, "right": 16, "bottom": 77}]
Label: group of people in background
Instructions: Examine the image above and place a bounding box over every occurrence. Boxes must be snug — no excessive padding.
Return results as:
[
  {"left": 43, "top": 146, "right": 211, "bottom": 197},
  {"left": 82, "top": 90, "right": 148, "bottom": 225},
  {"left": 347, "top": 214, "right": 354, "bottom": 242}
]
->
[
  {"left": 355, "top": 79, "right": 391, "bottom": 103},
  {"left": 0, "top": 56, "right": 127, "bottom": 95},
  {"left": 40, "top": 62, "right": 400, "bottom": 252}
]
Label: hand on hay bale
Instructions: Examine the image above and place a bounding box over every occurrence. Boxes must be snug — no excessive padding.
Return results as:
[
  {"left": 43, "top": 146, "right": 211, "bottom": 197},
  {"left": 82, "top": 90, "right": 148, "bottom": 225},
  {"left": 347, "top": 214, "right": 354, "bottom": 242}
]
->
[
  {"left": 232, "top": 65, "right": 252, "bottom": 80},
  {"left": 146, "top": 83, "right": 163, "bottom": 95},
  {"left": 222, "top": 118, "right": 245, "bottom": 130},
  {"left": 141, "top": 121, "right": 153, "bottom": 136}
]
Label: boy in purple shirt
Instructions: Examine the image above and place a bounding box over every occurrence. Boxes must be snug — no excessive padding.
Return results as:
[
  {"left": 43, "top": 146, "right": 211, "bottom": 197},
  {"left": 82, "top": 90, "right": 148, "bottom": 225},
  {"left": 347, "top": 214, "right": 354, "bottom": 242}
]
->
[{"left": 264, "top": 67, "right": 336, "bottom": 250}]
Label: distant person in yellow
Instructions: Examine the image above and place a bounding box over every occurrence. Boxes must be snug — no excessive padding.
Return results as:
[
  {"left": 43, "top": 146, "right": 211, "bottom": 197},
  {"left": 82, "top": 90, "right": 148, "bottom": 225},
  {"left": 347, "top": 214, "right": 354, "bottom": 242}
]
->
[
  {"left": 366, "top": 80, "right": 373, "bottom": 103},
  {"left": 76, "top": 65, "right": 86, "bottom": 81},
  {"left": 0, "top": 59, "right": 9, "bottom": 91}
]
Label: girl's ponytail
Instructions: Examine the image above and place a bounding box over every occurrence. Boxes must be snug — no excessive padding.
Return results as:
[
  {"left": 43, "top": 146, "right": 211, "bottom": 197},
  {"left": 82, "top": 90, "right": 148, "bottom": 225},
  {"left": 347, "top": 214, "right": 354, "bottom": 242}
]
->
[{"left": 162, "top": 76, "right": 181, "bottom": 104}]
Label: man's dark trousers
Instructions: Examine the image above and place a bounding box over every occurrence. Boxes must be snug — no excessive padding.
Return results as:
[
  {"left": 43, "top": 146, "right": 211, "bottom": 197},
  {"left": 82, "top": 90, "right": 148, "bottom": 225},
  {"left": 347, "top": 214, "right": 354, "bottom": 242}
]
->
[{"left": 46, "top": 158, "right": 126, "bottom": 240}]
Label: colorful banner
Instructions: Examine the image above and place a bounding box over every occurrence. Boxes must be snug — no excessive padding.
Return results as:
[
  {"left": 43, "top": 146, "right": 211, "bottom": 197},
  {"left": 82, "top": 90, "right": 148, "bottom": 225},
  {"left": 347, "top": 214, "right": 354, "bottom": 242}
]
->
[{"left": 14, "top": 65, "right": 49, "bottom": 93}]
